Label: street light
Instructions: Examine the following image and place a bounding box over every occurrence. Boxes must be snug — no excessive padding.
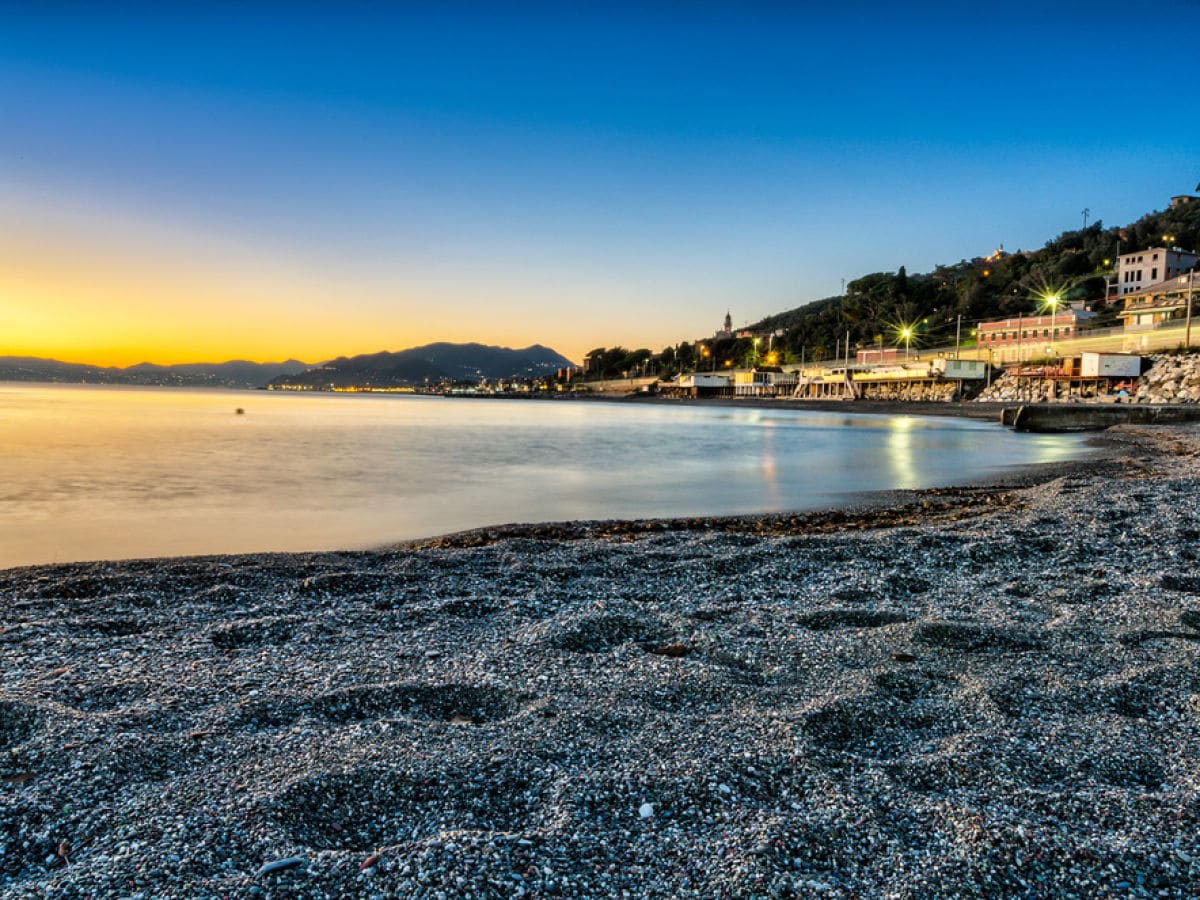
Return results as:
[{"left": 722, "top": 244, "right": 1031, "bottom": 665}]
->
[{"left": 900, "top": 326, "right": 913, "bottom": 360}]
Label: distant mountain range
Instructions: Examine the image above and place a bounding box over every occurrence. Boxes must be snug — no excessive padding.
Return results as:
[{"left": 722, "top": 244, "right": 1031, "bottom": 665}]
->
[
  {"left": 0, "top": 343, "right": 576, "bottom": 389},
  {"left": 269, "top": 343, "right": 575, "bottom": 389},
  {"left": 0, "top": 357, "right": 310, "bottom": 388}
]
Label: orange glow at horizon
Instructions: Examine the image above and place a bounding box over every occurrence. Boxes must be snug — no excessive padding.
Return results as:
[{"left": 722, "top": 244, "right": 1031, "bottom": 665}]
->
[
  {"left": 0, "top": 226, "right": 597, "bottom": 369},
  {"left": 1, "top": 189, "right": 702, "bottom": 370}
]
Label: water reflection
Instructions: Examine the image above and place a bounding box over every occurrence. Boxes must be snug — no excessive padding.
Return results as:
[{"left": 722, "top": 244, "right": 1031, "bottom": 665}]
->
[
  {"left": 885, "top": 417, "right": 917, "bottom": 490},
  {"left": 758, "top": 421, "right": 781, "bottom": 509},
  {"left": 0, "top": 385, "right": 1092, "bottom": 568}
]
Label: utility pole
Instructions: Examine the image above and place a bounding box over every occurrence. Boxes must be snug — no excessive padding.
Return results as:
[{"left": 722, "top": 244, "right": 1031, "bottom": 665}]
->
[
  {"left": 1187, "top": 270, "right": 1195, "bottom": 349},
  {"left": 1017, "top": 311, "right": 1024, "bottom": 400},
  {"left": 955, "top": 314, "right": 962, "bottom": 359},
  {"left": 845, "top": 330, "right": 850, "bottom": 369}
]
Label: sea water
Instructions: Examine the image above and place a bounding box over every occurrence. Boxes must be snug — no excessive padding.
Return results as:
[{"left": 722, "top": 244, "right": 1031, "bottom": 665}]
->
[{"left": 0, "top": 383, "right": 1089, "bottom": 568}]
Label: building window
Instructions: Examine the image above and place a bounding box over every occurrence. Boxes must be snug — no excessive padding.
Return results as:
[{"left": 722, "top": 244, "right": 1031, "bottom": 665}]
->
[{"left": 1152, "top": 268, "right": 1158, "bottom": 280}]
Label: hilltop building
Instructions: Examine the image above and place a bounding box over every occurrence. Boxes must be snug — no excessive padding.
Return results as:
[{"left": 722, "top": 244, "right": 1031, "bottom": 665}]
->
[
  {"left": 714, "top": 311, "right": 734, "bottom": 340},
  {"left": 1117, "top": 247, "right": 1197, "bottom": 297}
]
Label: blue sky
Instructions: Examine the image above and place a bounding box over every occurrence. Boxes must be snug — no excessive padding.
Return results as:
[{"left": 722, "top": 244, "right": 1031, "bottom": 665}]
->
[{"left": 2, "top": 2, "right": 1197, "bottom": 364}]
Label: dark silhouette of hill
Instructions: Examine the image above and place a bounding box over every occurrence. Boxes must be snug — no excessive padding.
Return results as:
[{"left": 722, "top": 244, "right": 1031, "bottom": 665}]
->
[
  {"left": 0, "top": 357, "right": 310, "bottom": 388},
  {"left": 269, "top": 343, "right": 574, "bottom": 388}
]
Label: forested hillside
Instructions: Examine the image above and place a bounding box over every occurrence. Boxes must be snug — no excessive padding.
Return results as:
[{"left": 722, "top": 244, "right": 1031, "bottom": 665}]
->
[
  {"left": 761, "top": 198, "right": 1200, "bottom": 364},
  {"left": 581, "top": 196, "right": 1200, "bottom": 378}
]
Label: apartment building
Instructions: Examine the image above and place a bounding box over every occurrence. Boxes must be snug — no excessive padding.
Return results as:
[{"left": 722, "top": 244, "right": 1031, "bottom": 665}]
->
[{"left": 1117, "top": 247, "right": 1197, "bottom": 296}]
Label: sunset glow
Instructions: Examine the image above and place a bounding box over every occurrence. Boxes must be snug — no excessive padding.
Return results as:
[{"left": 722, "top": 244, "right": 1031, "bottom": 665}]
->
[{"left": 2, "top": 4, "right": 1196, "bottom": 366}]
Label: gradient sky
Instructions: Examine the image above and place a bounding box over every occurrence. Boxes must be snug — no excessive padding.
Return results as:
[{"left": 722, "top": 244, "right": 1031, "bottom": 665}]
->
[{"left": 2, "top": 3, "right": 1198, "bottom": 366}]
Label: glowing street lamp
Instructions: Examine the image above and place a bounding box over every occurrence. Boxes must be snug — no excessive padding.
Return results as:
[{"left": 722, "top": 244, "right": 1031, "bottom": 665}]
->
[
  {"left": 900, "top": 326, "right": 914, "bottom": 360},
  {"left": 1037, "top": 291, "right": 1062, "bottom": 357}
]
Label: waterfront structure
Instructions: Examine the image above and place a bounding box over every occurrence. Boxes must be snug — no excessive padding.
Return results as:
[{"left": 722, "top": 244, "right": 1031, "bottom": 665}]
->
[
  {"left": 1117, "top": 246, "right": 1197, "bottom": 297},
  {"left": 733, "top": 366, "right": 791, "bottom": 397},
  {"left": 1118, "top": 271, "right": 1200, "bottom": 329},
  {"left": 668, "top": 373, "right": 733, "bottom": 398},
  {"left": 976, "top": 308, "right": 1096, "bottom": 348}
]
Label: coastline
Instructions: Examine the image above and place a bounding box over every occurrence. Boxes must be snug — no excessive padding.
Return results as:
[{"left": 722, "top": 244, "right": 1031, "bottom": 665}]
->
[
  {"left": 429, "top": 388, "right": 1014, "bottom": 422},
  {"left": 3, "top": 425, "right": 1200, "bottom": 896}
]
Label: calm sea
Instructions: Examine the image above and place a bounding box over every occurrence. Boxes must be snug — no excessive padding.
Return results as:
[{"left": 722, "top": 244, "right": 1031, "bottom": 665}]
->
[{"left": 0, "top": 383, "right": 1089, "bottom": 569}]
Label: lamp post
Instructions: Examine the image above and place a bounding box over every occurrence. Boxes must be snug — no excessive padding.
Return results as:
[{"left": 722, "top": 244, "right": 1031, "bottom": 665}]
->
[
  {"left": 1044, "top": 293, "right": 1061, "bottom": 359},
  {"left": 1187, "top": 271, "right": 1195, "bottom": 349},
  {"left": 900, "top": 326, "right": 913, "bottom": 360}
]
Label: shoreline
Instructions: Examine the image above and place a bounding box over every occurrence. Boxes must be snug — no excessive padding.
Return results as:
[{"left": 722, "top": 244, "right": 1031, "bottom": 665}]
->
[
  {"left": 420, "top": 387, "right": 1014, "bottom": 421},
  {"left": 388, "top": 432, "right": 1123, "bottom": 552},
  {"left": 5, "top": 426, "right": 1199, "bottom": 895}
]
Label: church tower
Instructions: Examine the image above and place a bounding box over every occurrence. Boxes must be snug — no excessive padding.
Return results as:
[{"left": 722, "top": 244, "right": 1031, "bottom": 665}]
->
[{"left": 723, "top": 310, "right": 732, "bottom": 334}]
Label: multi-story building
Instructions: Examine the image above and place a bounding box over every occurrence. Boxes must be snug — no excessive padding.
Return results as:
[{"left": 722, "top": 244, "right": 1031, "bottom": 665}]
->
[
  {"left": 856, "top": 347, "right": 901, "bottom": 364},
  {"left": 976, "top": 308, "right": 1096, "bottom": 348},
  {"left": 1118, "top": 271, "right": 1200, "bottom": 329},
  {"left": 1117, "top": 247, "right": 1197, "bottom": 296}
]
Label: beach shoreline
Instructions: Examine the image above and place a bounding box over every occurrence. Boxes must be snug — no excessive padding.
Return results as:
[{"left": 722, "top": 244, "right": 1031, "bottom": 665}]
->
[{"left": 2, "top": 425, "right": 1199, "bottom": 896}]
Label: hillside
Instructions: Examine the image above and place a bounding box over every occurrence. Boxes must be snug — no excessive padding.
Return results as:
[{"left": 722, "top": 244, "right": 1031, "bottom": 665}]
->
[
  {"left": 745, "top": 195, "right": 1200, "bottom": 363},
  {"left": 595, "top": 193, "right": 1200, "bottom": 377},
  {"left": 0, "top": 357, "right": 309, "bottom": 388},
  {"left": 269, "top": 343, "right": 574, "bottom": 389}
]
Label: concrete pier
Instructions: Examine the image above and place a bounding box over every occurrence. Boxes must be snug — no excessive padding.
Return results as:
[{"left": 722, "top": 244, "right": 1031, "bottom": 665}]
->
[{"left": 1008, "top": 403, "right": 1200, "bottom": 432}]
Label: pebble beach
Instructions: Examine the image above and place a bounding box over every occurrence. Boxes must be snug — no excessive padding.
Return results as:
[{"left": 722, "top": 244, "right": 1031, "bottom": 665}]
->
[{"left": 3, "top": 425, "right": 1200, "bottom": 898}]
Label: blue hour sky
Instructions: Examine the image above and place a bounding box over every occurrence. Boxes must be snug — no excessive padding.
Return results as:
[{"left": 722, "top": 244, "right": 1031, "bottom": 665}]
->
[{"left": 2, "top": 2, "right": 1197, "bottom": 365}]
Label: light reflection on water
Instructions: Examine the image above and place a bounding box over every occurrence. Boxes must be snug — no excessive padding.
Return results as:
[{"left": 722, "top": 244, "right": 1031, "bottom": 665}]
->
[{"left": 0, "top": 384, "right": 1089, "bottom": 568}]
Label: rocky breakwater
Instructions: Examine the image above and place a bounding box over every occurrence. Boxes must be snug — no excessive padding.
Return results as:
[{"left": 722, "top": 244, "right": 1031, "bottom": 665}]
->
[
  {"left": 3, "top": 427, "right": 1200, "bottom": 897},
  {"left": 856, "top": 380, "right": 959, "bottom": 402},
  {"left": 976, "top": 369, "right": 1045, "bottom": 404},
  {"left": 1138, "top": 353, "right": 1200, "bottom": 404},
  {"left": 979, "top": 351, "right": 1200, "bottom": 405}
]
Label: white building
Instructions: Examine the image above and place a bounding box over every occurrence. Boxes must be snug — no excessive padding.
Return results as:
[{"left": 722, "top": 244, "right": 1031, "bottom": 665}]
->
[
  {"left": 1117, "top": 246, "right": 1197, "bottom": 296},
  {"left": 733, "top": 366, "right": 793, "bottom": 396}
]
